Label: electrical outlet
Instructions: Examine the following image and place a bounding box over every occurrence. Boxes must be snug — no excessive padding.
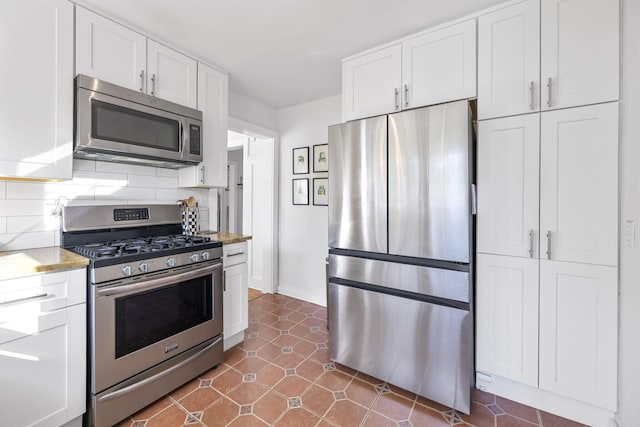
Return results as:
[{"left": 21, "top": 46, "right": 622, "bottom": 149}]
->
[{"left": 625, "top": 220, "right": 635, "bottom": 248}]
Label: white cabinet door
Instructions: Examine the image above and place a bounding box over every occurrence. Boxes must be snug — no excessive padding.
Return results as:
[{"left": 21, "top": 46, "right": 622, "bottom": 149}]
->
[
  {"left": 403, "top": 19, "right": 476, "bottom": 108},
  {"left": 76, "top": 6, "right": 147, "bottom": 92},
  {"left": 540, "top": 103, "right": 618, "bottom": 266},
  {"left": 0, "top": 0, "right": 73, "bottom": 180},
  {"left": 223, "top": 262, "right": 248, "bottom": 341},
  {"left": 539, "top": 260, "right": 617, "bottom": 410},
  {"left": 478, "top": 0, "right": 540, "bottom": 119},
  {"left": 476, "top": 254, "right": 539, "bottom": 387},
  {"left": 540, "top": 0, "right": 619, "bottom": 110},
  {"left": 178, "top": 63, "right": 228, "bottom": 188},
  {"left": 477, "top": 114, "right": 540, "bottom": 258},
  {"left": 147, "top": 40, "right": 197, "bottom": 109},
  {"left": 342, "top": 44, "right": 402, "bottom": 121}
]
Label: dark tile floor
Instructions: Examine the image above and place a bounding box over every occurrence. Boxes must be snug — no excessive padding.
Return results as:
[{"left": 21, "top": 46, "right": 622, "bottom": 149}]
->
[{"left": 115, "top": 293, "right": 586, "bottom": 427}]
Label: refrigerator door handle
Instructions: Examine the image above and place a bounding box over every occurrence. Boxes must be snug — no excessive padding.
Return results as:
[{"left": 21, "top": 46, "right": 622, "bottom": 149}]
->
[{"left": 471, "top": 184, "right": 477, "bottom": 215}]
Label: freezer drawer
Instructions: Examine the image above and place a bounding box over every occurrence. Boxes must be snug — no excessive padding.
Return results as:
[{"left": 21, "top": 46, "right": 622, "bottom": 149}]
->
[
  {"left": 328, "top": 282, "right": 472, "bottom": 414},
  {"left": 328, "top": 254, "right": 470, "bottom": 303}
]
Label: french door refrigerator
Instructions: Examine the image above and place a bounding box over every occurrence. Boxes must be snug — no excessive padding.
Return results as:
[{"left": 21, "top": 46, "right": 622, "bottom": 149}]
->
[{"left": 328, "top": 100, "right": 475, "bottom": 414}]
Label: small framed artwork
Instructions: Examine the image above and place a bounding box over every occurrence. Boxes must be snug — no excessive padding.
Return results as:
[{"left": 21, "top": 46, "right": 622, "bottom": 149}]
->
[
  {"left": 313, "top": 143, "right": 329, "bottom": 172},
  {"left": 313, "top": 178, "right": 328, "bottom": 206},
  {"left": 292, "top": 178, "right": 309, "bottom": 205},
  {"left": 292, "top": 146, "right": 309, "bottom": 174}
]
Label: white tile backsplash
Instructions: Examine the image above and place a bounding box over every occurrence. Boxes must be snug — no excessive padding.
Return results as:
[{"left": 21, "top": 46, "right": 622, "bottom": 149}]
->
[{"left": 0, "top": 160, "right": 211, "bottom": 251}]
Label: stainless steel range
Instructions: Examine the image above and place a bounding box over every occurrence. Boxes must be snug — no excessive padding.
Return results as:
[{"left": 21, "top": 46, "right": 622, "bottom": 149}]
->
[{"left": 61, "top": 204, "right": 224, "bottom": 427}]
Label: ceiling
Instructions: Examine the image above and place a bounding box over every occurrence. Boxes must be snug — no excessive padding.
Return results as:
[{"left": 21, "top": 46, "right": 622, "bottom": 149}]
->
[{"left": 77, "top": 0, "right": 505, "bottom": 110}]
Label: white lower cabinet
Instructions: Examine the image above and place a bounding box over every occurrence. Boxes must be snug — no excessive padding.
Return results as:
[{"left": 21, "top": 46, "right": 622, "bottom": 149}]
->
[
  {"left": 539, "top": 261, "right": 617, "bottom": 411},
  {"left": 223, "top": 242, "right": 248, "bottom": 350},
  {"left": 476, "top": 254, "right": 539, "bottom": 387},
  {"left": 0, "top": 268, "right": 86, "bottom": 426}
]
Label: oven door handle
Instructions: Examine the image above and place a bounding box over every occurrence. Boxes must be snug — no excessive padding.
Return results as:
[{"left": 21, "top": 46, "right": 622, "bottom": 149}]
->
[
  {"left": 97, "top": 336, "right": 223, "bottom": 404},
  {"left": 96, "top": 262, "right": 222, "bottom": 297}
]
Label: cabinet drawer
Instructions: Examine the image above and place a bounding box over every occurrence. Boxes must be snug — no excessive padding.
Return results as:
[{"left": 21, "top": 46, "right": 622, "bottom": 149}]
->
[
  {"left": 223, "top": 242, "right": 248, "bottom": 267},
  {"left": 0, "top": 269, "right": 86, "bottom": 323}
]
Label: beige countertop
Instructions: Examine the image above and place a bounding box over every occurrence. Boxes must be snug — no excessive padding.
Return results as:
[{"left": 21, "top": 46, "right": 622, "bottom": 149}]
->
[
  {"left": 0, "top": 247, "right": 89, "bottom": 281},
  {"left": 199, "top": 232, "right": 252, "bottom": 245}
]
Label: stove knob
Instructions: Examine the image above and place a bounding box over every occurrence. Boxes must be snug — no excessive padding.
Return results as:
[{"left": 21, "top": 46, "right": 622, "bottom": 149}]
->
[
  {"left": 190, "top": 253, "right": 200, "bottom": 263},
  {"left": 201, "top": 252, "right": 210, "bottom": 261},
  {"left": 138, "top": 262, "right": 149, "bottom": 273},
  {"left": 121, "top": 265, "right": 133, "bottom": 276},
  {"left": 166, "top": 257, "right": 176, "bottom": 268}
]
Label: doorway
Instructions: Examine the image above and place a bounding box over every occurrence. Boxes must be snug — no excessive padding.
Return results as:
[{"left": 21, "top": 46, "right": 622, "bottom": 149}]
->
[{"left": 223, "top": 118, "right": 279, "bottom": 295}]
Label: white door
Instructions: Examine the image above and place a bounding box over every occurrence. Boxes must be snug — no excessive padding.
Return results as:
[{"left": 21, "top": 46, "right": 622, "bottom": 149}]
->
[
  {"left": 243, "top": 137, "right": 276, "bottom": 293},
  {"left": 477, "top": 0, "right": 540, "bottom": 119},
  {"left": 539, "top": 260, "right": 617, "bottom": 410},
  {"left": 75, "top": 6, "right": 147, "bottom": 92},
  {"left": 342, "top": 44, "right": 402, "bottom": 121},
  {"left": 540, "top": 0, "right": 619, "bottom": 110},
  {"left": 147, "top": 40, "right": 197, "bottom": 108},
  {"left": 539, "top": 103, "right": 618, "bottom": 266},
  {"left": 403, "top": 19, "right": 476, "bottom": 108},
  {"left": 476, "top": 253, "right": 539, "bottom": 387},
  {"left": 477, "top": 113, "right": 540, "bottom": 258},
  {"left": 0, "top": 0, "right": 73, "bottom": 180},
  {"left": 223, "top": 262, "right": 248, "bottom": 343}
]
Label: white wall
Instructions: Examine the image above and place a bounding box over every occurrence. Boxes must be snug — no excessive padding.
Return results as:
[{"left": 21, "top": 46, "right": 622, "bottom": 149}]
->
[
  {"left": 616, "top": 0, "right": 640, "bottom": 425},
  {"left": 229, "top": 90, "right": 278, "bottom": 131},
  {"left": 0, "top": 160, "right": 209, "bottom": 251},
  {"left": 276, "top": 95, "right": 341, "bottom": 305}
]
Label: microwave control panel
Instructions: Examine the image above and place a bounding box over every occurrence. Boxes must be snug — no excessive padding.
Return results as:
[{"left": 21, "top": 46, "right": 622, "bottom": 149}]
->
[{"left": 190, "top": 125, "right": 201, "bottom": 155}]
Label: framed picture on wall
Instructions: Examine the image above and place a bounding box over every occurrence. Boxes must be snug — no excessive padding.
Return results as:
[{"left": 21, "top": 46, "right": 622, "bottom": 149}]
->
[
  {"left": 292, "top": 146, "right": 309, "bottom": 174},
  {"left": 292, "top": 178, "right": 309, "bottom": 205},
  {"left": 313, "top": 178, "right": 328, "bottom": 206},
  {"left": 313, "top": 144, "right": 329, "bottom": 172}
]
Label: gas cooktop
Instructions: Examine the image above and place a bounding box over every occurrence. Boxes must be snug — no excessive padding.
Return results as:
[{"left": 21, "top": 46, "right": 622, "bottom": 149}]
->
[{"left": 72, "top": 234, "right": 213, "bottom": 260}]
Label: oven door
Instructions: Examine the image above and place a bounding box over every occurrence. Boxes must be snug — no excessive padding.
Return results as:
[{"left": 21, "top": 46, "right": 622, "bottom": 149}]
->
[{"left": 91, "top": 261, "right": 223, "bottom": 393}]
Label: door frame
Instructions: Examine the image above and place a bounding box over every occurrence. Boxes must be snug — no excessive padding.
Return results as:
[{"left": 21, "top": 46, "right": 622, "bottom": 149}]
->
[{"left": 228, "top": 117, "right": 279, "bottom": 294}]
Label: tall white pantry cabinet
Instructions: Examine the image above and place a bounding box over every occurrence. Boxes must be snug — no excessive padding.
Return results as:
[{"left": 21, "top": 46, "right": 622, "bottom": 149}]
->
[{"left": 475, "top": 0, "right": 620, "bottom": 419}]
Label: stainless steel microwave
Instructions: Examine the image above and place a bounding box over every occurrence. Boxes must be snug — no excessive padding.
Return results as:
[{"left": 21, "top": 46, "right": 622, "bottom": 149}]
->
[{"left": 75, "top": 74, "right": 202, "bottom": 168}]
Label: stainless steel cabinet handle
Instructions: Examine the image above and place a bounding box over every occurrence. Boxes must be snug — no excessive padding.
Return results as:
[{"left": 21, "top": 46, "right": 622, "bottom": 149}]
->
[
  {"left": 0, "top": 293, "right": 48, "bottom": 306},
  {"left": 151, "top": 73, "right": 156, "bottom": 96},
  {"left": 546, "top": 230, "right": 552, "bottom": 259},
  {"left": 470, "top": 184, "right": 477, "bottom": 215},
  {"left": 223, "top": 270, "right": 226, "bottom": 292},
  {"left": 226, "top": 251, "right": 245, "bottom": 257},
  {"left": 404, "top": 84, "right": 409, "bottom": 107},
  {"left": 546, "top": 77, "right": 552, "bottom": 107},
  {"left": 139, "top": 70, "right": 144, "bottom": 92},
  {"left": 529, "top": 81, "right": 534, "bottom": 110},
  {"left": 394, "top": 88, "right": 399, "bottom": 110},
  {"left": 528, "top": 230, "right": 534, "bottom": 258},
  {"left": 200, "top": 165, "right": 205, "bottom": 184}
]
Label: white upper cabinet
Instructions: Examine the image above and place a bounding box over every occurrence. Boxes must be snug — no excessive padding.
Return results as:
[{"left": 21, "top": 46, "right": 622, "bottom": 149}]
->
[
  {"left": 342, "top": 19, "right": 476, "bottom": 121},
  {"left": 179, "top": 63, "right": 229, "bottom": 188},
  {"left": 342, "top": 44, "right": 402, "bottom": 122},
  {"left": 539, "top": 103, "right": 619, "bottom": 266},
  {"left": 540, "top": 0, "right": 619, "bottom": 111},
  {"left": 478, "top": 0, "right": 540, "bottom": 119},
  {"left": 402, "top": 19, "right": 476, "bottom": 109},
  {"left": 477, "top": 113, "right": 540, "bottom": 257},
  {"left": 539, "top": 261, "right": 617, "bottom": 410},
  {"left": 76, "top": 7, "right": 197, "bottom": 108},
  {"left": 0, "top": 0, "right": 74, "bottom": 180},
  {"left": 76, "top": 6, "right": 147, "bottom": 92},
  {"left": 147, "top": 40, "right": 197, "bottom": 108},
  {"left": 478, "top": 0, "right": 619, "bottom": 119}
]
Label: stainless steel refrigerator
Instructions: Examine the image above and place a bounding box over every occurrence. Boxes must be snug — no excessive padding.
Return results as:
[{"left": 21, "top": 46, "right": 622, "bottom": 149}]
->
[{"left": 327, "top": 100, "right": 474, "bottom": 414}]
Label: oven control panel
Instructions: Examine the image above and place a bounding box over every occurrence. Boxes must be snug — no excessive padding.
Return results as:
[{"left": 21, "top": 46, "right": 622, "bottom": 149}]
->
[{"left": 113, "top": 208, "right": 150, "bottom": 221}]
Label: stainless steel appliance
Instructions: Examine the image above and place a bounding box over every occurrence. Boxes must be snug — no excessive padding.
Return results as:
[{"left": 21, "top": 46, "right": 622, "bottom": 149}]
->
[
  {"left": 61, "top": 205, "right": 223, "bottom": 427},
  {"left": 75, "top": 74, "right": 203, "bottom": 168},
  {"left": 328, "top": 100, "right": 475, "bottom": 413}
]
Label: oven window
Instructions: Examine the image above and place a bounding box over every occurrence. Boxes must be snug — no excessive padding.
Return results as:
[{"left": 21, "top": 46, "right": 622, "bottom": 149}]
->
[
  {"left": 114, "top": 276, "right": 212, "bottom": 359},
  {"left": 92, "top": 100, "right": 180, "bottom": 152}
]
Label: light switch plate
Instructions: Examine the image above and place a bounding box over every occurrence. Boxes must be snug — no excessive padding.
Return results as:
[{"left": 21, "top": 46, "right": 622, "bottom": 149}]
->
[{"left": 625, "top": 220, "right": 635, "bottom": 248}]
